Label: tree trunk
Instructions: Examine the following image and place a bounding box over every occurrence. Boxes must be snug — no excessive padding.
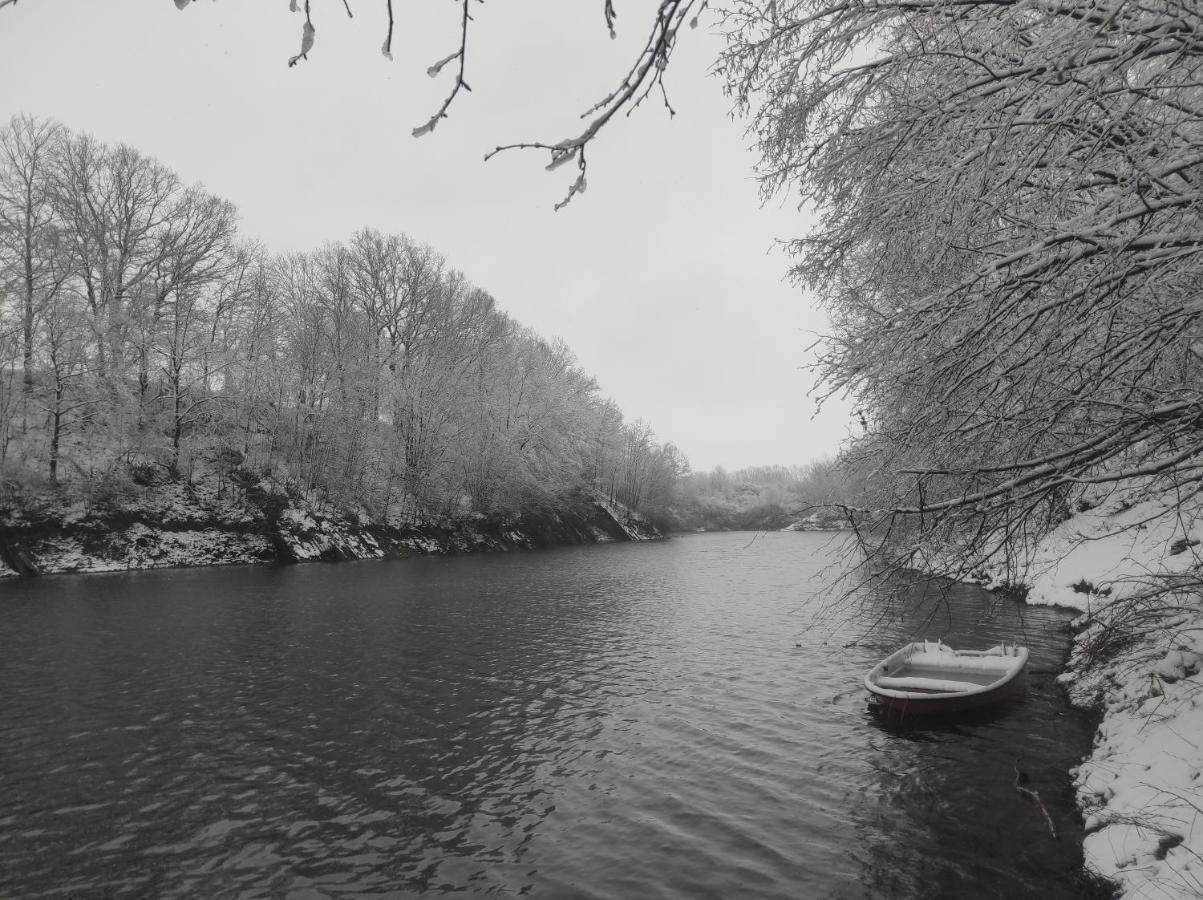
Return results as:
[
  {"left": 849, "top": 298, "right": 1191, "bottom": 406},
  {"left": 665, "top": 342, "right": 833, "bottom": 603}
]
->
[
  {"left": 49, "top": 382, "right": 62, "bottom": 484},
  {"left": 21, "top": 227, "right": 35, "bottom": 435},
  {"left": 172, "top": 372, "right": 183, "bottom": 476}
]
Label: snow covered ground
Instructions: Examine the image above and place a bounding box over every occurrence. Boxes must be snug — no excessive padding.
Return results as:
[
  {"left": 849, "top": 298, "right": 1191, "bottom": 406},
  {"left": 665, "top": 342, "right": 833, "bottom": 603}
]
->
[{"left": 968, "top": 488, "right": 1203, "bottom": 898}]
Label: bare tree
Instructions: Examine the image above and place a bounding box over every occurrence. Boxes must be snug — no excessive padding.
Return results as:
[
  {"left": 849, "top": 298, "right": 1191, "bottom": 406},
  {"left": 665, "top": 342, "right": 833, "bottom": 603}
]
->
[
  {"left": 0, "top": 115, "right": 65, "bottom": 406},
  {"left": 50, "top": 135, "right": 184, "bottom": 390},
  {"left": 347, "top": 228, "right": 444, "bottom": 421},
  {"left": 134, "top": 185, "right": 237, "bottom": 413},
  {"left": 38, "top": 289, "right": 92, "bottom": 484},
  {"left": 1, "top": 118, "right": 683, "bottom": 525},
  {"left": 724, "top": 0, "right": 1203, "bottom": 583}
]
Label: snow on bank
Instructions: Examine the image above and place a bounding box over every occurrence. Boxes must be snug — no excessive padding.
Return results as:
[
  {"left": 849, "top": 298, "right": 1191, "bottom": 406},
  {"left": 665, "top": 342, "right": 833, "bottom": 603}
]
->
[
  {"left": 967, "top": 487, "right": 1203, "bottom": 898},
  {"left": 592, "top": 492, "right": 656, "bottom": 542},
  {"left": 986, "top": 490, "right": 1203, "bottom": 612},
  {"left": 15, "top": 527, "right": 275, "bottom": 574},
  {"left": 0, "top": 482, "right": 659, "bottom": 577},
  {"left": 1070, "top": 614, "right": 1203, "bottom": 900}
]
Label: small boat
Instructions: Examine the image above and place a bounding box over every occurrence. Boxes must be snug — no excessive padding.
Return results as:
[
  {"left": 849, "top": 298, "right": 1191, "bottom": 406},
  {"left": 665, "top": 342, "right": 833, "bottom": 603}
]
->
[{"left": 864, "top": 640, "right": 1029, "bottom": 715}]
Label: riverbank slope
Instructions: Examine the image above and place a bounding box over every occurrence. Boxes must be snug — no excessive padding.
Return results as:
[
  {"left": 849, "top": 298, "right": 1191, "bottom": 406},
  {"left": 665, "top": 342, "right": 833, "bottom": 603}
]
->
[
  {"left": 962, "top": 488, "right": 1203, "bottom": 898},
  {"left": 0, "top": 480, "right": 657, "bottom": 577}
]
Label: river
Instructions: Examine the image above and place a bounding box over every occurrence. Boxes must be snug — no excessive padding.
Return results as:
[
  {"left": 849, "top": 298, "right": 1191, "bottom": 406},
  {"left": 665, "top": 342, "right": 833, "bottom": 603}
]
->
[{"left": 0, "top": 531, "right": 1099, "bottom": 898}]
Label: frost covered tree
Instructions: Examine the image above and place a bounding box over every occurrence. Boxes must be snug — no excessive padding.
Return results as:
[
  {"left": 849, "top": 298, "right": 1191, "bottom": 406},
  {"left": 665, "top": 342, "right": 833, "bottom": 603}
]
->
[
  {"left": 0, "top": 117, "right": 682, "bottom": 522},
  {"left": 0, "top": 115, "right": 63, "bottom": 404},
  {"left": 346, "top": 229, "right": 443, "bottom": 419},
  {"left": 722, "top": 0, "right": 1203, "bottom": 579},
  {"left": 39, "top": 289, "right": 92, "bottom": 484}
]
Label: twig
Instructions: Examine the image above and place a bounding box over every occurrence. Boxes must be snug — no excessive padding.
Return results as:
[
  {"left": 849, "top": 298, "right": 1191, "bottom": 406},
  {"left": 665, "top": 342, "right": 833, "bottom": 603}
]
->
[
  {"left": 1014, "top": 760, "right": 1059, "bottom": 839},
  {"left": 484, "top": 0, "right": 704, "bottom": 208},
  {"left": 412, "top": 0, "right": 476, "bottom": 137},
  {"left": 382, "top": 0, "right": 394, "bottom": 59},
  {"left": 287, "top": 1, "right": 315, "bottom": 68}
]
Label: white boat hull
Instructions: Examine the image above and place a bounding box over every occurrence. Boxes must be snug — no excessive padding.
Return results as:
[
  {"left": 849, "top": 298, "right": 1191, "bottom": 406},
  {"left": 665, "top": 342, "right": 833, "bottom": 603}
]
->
[{"left": 865, "top": 641, "right": 1029, "bottom": 715}]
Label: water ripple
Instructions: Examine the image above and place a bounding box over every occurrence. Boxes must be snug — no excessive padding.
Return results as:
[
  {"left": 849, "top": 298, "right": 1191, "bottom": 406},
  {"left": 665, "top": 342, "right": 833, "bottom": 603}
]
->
[{"left": 0, "top": 534, "right": 1096, "bottom": 898}]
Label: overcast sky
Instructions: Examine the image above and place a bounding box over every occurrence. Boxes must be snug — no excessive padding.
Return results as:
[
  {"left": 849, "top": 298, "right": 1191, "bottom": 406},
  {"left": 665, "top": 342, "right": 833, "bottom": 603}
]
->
[{"left": 0, "top": 0, "right": 853, "bottom": 472}]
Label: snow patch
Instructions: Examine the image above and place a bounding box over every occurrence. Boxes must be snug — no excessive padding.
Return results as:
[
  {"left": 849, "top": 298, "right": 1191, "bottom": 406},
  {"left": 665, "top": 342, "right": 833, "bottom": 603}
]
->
[
  {"left": 1069, "top": 607, "right": 1203, "bottom": 899},
  {"left": 960, "top": 486, "right": 1203, "bottom": 613}
]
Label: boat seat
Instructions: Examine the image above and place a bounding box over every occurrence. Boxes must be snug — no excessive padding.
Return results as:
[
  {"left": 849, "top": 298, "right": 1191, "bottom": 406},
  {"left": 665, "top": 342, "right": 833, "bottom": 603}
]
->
[{"left": 874, "top": 675, "right": 986, "bottom": 693}]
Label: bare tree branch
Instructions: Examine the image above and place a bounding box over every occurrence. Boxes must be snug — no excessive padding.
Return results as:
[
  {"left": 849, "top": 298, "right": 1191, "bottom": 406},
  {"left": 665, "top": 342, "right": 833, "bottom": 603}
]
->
[{"left": 412, "top": 0, "right": 477, "bottom": 138}]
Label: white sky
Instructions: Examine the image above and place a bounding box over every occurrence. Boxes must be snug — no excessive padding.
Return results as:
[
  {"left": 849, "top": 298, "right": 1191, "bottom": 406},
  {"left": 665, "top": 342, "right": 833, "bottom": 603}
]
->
[{"left": 0, "top": 0, "right": 853, "bottom": 472}]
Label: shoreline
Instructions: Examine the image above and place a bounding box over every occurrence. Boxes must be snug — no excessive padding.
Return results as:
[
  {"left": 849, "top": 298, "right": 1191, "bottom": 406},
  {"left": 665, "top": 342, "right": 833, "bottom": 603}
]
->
[
  {"left": 943, "top": 491, "right": 1203, "bottom": 900},
  {"left": 0, "top": 484, "right": 659, "bottom": 579}
]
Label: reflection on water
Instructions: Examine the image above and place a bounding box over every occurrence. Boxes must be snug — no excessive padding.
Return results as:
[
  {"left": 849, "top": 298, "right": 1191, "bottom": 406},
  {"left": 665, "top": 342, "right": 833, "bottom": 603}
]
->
[{"left": 0, "top": 532, "right": 1097, "bottom": 898}]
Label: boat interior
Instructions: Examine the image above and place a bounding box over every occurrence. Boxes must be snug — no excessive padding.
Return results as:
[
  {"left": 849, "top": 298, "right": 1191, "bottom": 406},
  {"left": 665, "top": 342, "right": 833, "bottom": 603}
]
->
[{"left": 872, "top": 643, "right": 1023, "bottom": 694}]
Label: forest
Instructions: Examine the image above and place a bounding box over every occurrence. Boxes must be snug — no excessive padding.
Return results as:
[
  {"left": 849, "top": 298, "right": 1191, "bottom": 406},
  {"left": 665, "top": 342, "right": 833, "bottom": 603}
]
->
[{"left": 0, "top": 116, "right": 686, "bottom": 531}]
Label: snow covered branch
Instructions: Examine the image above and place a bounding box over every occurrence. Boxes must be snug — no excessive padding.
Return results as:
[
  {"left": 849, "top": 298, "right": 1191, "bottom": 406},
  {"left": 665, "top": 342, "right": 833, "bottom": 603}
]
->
[
  {"left": 148, "top": 0, "right": 708, "bottom": 206},
  {"left": 721, "top": 0, "right": 1203, "bottom": 584},
  {"left": 484, "top": 0, "right": 706, "bottom": 208}
]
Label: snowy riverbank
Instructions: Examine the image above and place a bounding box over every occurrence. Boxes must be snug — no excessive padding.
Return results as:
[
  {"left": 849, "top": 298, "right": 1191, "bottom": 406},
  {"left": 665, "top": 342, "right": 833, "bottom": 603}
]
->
[
  {"left": 0, "top": 481, "right": 658, "bottom": 578},
  {"left": 963, "top": 487, "right": 1203, "bottom": 898}
]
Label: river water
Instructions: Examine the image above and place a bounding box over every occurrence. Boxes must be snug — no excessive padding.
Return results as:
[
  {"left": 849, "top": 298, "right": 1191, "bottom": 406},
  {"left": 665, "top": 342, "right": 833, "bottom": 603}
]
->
[{"left": 0, "top": 531, "right": 1098, "bottom": 898}]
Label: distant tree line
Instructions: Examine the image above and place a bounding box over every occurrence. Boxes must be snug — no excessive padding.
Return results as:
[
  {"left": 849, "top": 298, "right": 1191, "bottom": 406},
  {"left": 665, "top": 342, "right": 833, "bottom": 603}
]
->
[
  {"left": 669, "top": 459, "right": 856, "bottom": 532},
  {"left": 0, "top": 115, "right": 686, "bottom": 523}
]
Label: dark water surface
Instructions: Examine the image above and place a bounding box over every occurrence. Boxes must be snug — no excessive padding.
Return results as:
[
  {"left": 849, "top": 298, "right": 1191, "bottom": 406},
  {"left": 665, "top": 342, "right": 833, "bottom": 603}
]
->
[{"left": 0, "top": 532, "right": 1096, "bottom": 898}]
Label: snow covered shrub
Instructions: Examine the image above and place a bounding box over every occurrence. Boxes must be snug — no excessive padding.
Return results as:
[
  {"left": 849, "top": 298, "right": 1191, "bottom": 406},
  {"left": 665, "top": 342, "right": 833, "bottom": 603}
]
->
[
  {"left": 1073, "top": 583, "right": 1202, "bottom": 690},
  {"left": 86, "top": 471, "right": 140, "bottom": 512}
]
